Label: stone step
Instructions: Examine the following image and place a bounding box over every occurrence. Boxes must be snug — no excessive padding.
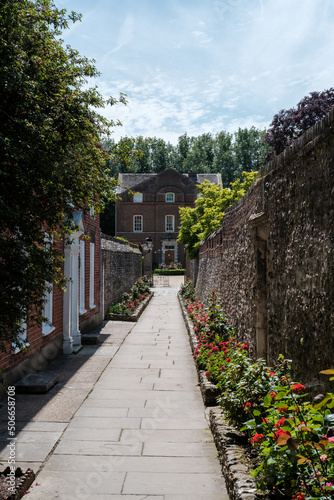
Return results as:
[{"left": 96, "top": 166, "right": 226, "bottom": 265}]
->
[
  {"left": 81, "top": 332, "right": 101, "bottom": 345},
  {"left": 15, "top": 373, "right": 59, "bottom": 394}
]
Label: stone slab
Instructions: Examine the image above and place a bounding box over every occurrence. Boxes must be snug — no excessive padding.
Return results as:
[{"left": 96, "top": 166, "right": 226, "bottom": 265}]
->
[
  {"left": 54, "top": 439, "right": 142, "bottom": 456},
  {"left": 62, "top": 427, "right": 121, "bottom": 442},
  {"left": 143, "top": 441, "right": 218, "bottom": 457},
  {"left": 123, "top": 472, "right": 226, "bottom": 495},
  {"left": 67, "top": 416, "right": 141, "bottom": 429},
  {"left": 45, "top": 454, "right": 221, "bottom": 473},
  {"left": 26, "top": 470, "right": 126, "bottom": 499},
  {"left": 15, "top": 373, "right": 59, "bottom": 394}
]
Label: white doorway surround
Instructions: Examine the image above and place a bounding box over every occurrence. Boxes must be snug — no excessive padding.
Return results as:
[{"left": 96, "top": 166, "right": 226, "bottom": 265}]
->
[
  {"left": 63, "top": 212, "right": 85, "bottom": 355},
  {"left": 162, "top": 239, "right": 177, "bottom": 265}
]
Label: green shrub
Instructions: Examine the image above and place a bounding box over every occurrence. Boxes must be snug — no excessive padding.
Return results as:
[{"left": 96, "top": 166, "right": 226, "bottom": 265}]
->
[
  {"left": 109, "top": 276, "right": 151, "bottom": 315},
  {"left": 154, "top": 269, "right": 185, "bottom": 275}
]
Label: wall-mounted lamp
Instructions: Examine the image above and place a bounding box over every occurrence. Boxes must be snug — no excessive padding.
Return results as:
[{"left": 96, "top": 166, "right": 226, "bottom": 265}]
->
[{"left": 141, "top": 236, "right": 153, "bottom": 255}]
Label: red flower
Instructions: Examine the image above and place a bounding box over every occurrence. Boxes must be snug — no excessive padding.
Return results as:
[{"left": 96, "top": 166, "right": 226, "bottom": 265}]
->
[
  {"left": 270, "top": 392, "right": 277, "bottom": 398},
  {"left": 292, "top": 494, "right": 305, "bottom": 500},
  {"left": 273, "top": 429, "right": 291, "bottom": 441},
  {"left": 278, "top": 407, "right": 288, "bottom": 413},
  {"left": 251, "top": 433, "right": 265, "bottom": 443},
  {"left": 291, "top": 383, "right": 306, "bottom": 393},
  {"left": 275, "top": 417, "right": 286, "bottom": 428},
  {"left": 269, "top": 371, "right": 275, "bottom": 376}
]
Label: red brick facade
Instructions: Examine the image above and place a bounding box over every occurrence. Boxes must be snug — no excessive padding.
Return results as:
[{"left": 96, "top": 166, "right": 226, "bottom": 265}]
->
[
  {"left": 115, "top": 169, "right": 221, "bottom": 270},
  {"left": 0, "top": 211, "right": 101, "bottom": 380}
]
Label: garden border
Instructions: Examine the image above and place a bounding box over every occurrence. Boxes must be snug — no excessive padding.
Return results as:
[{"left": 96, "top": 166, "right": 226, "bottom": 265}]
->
[
  {"left": 0, "top": 467, "right": 35, "bottom": 500},
  {"left": 178, "top": 293, "right": 261, "bottom": 500},
  {"left": 106, "top": 292, "right": 154, "bottom": 322}
]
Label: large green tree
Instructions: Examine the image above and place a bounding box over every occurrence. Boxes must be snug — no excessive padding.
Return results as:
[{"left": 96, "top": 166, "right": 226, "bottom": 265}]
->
[
  {"left": 0, "top": 0, "right": 125, "bottom": 348},
  {"left": 178, "top": 172, "right": 258, "bottom": 259}
]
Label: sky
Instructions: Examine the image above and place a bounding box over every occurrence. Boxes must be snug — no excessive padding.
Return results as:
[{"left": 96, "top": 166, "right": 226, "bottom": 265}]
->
[{"left": 57, "top": 0, "right": 334, "bottom": 144}]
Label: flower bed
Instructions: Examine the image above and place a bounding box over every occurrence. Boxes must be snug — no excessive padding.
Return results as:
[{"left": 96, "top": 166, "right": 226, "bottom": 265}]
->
[
  {"left": 179, "top": 280, "right": 334, "bottom": 500},
  {"left": 107, "top": 276, "right": 153, "bottom": 321},
  {"left": 0, "top": 467, "right": 35, "bottom": 500}
]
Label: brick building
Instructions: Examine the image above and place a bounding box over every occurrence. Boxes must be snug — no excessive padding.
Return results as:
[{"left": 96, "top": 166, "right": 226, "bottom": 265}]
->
[
  {"left": 115, "top": 169, "right": 221, "bottom": 271},
  {"left": 0, "top": 210, "right": 101, "bottom": 388}
]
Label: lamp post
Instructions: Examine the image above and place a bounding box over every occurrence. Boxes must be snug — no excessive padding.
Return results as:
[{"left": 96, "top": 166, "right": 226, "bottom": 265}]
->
[{"left": 141, "top": 236, "right": 153, "bottom": 278}]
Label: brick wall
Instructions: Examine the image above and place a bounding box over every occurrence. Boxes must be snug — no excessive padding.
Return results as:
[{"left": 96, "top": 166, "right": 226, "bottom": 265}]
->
[
  {"left": 193, "top": 109, "right": 334, "bottom": 391},
  {"left": 101, "top": 234, "right": 143, "bottom": 316}
]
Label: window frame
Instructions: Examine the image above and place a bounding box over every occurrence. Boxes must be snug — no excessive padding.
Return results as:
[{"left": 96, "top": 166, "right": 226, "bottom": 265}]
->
[
  {"left": 133, "top": 215, "right": 143, "bottom": 232},
  {"left": 133, "top": 193, "right": 143, "bottom": 203},
  {"left": 165, "top": 214, "right": 175, "bottom": 232},
  {"left": 165, "top": 192, "right": 175, "bottom": 203},
  {"left": 42, "top": 283, "right": 54, "bottom": 336},
  {"left": 89, "top": 242, "right": 96, "bottom": 309},
  {"left": 80, "top": 240, "right": 86, "bottom": 314}
]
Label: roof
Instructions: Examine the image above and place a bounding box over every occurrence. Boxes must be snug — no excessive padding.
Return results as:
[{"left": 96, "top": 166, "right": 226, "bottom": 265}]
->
[{"left": 117, "top": 170, "right": 221, "bottom": 194}]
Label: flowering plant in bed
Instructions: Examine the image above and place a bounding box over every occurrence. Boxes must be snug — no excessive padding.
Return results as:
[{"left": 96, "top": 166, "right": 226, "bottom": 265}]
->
[
  {"left": 109, "top": 276, "right": 151, "bottom": 316},
  {"left": 179, "top": 280, "right": 334, "bottom": 499}
]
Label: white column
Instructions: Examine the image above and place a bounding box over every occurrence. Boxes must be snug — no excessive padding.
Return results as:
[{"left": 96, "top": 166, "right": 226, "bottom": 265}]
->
[
  {"left": 63, "top": 245, "right": 74, "bottom": 355},
  {"left": 71, "top": 236, "right": 81, "bottom": 347}
]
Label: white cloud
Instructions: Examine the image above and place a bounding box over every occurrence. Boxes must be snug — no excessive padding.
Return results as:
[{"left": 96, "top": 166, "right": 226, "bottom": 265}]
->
[{"left": 63, "top": 0, "right": 334, "bottom": 144}]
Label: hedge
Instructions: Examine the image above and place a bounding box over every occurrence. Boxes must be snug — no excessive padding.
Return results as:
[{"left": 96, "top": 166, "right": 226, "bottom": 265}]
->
[{"left": 153, "top": 269, "right": 185, "bottom": 275}]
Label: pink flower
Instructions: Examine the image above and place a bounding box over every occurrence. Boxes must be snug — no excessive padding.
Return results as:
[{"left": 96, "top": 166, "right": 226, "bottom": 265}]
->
[
  {"left": 327, "top": 436, "right": 334, "bottom": 443},
  {"left": 320, "top": 454, "right": 327, "bottom": 461}
]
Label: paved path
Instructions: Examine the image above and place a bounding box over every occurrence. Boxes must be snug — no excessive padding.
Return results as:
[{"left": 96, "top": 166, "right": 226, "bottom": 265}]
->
[{"left": 1, "top": 286, "right": 228, "bottom": 499}]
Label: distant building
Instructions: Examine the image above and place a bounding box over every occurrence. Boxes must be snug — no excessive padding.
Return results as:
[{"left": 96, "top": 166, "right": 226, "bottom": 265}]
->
[{"left": 115, "top": 168, "right": 221, "bottom": 271}]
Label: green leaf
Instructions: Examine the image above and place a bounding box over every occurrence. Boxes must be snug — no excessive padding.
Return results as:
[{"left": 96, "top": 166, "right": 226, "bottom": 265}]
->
[
  {"left": 253, "top": 409, "right": 261, "bottom": 416},
  {"left": 264, "top": 394, "right": 272, "bottom": 407}
]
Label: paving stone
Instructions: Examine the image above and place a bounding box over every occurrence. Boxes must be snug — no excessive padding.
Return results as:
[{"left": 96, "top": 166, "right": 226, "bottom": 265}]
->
[
  {"left": 120, "top": 429, "right": 214, "bottom": 444},
  {"left": 27, "top": 470, "right": 126, "bottom": 499},
  {"left": 142, "top": 441, "right": 218, "bottom": 456},
  {"left": 67, "top": 416, "right": 141, "bottom": 429},
  {"left": 46, "top": 454, "right": 221, "bottom": 473},
  {"left": 54, "top": 439, "right": 142, "bottom": 456},
  {"left": 62, "top": 427, "right": 121, "bottom": 442},
  {"left": 74, "top": 406, "right": 129, "bottom": 418},
  {"left": 123, "top": 471, "right": 226, "bottom": 495}
]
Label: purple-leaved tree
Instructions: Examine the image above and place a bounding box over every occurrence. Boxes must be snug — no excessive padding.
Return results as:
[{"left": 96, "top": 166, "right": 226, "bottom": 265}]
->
[{"left": 264, "top": 88, "right": 334, "bottom": 160}]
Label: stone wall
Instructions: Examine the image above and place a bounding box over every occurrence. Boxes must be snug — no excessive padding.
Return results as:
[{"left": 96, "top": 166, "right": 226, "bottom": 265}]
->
[
  {"left": 101, "top": 234, "right": 142, "bottom": 318},
  {"left": 194, "top": 109, "right": 334, "bottom": 391}
]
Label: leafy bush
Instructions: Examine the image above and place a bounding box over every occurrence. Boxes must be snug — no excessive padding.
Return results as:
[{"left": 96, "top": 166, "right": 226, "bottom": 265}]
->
[
  {"left": 180, "top": 280, "right": 196, "bottom": 302},
  {"left": 109, "top": 276, "right": 151, "bottom": 315}
]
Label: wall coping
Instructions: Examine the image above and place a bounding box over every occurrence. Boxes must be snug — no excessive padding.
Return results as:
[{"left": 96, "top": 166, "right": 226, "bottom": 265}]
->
[
  {"left": 101, "top": 233, "right": 141, "bottom": 254},
  {"left": 198, "top": 106, "right": 334, "bottom": 251}
]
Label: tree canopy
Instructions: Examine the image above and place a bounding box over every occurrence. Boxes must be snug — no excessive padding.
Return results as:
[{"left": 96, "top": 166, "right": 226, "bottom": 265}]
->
[
  {"left": 177, "top": 172, "right": 258, "bottom": 259},
  {"left": 0, "top": 0, "right": 125, "bottom": 348},
  {"left": 264, "top": 88, "right": 334, "bottom": 159},
  {"left": 104, "top": 127, "right": 269, "bottom": 185}
]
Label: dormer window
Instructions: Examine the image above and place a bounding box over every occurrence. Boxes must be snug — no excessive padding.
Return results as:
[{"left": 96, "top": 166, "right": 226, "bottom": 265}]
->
[
  {"left": 133, "top": 193, "right": 143, "bottom": 203},
  {"left": 165, "top": 192, "right": 174, "bottom": 202}
]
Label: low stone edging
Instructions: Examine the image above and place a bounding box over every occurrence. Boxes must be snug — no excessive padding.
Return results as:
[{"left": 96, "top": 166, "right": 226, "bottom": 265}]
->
[
  {"left": 106, "top": 292, "right": 153, "bottom": 322},
  {"left": 178, "top": 294, "right": 260, "bottom": 500},
  {"left": 0, "top": 467, "right": 35, "bottom": 500}
]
